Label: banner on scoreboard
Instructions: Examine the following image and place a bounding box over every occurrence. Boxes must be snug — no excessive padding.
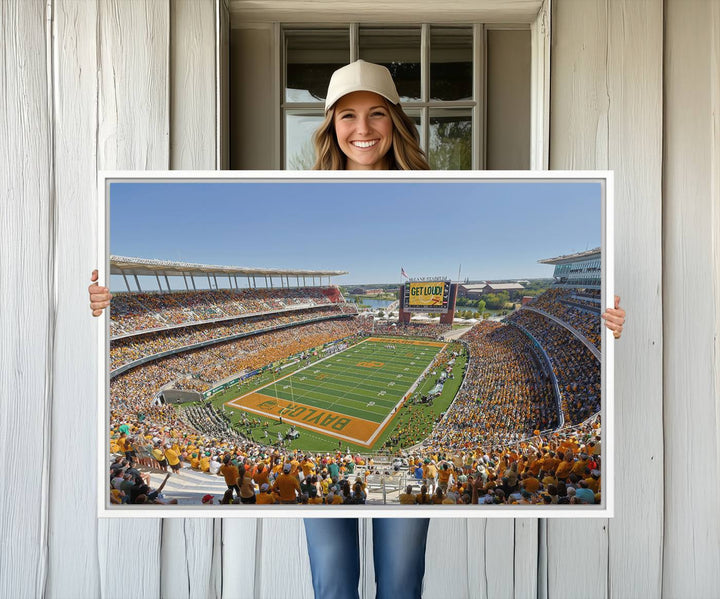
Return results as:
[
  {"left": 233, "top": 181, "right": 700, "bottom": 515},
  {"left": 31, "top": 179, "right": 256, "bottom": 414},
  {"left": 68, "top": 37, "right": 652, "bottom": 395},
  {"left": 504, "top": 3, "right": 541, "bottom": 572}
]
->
[
  {"left": 407, "top": 282, "right": 445, "bottom": 305},
  {"left": 403, "top": 280, "right": 451, "bottom": 312}
]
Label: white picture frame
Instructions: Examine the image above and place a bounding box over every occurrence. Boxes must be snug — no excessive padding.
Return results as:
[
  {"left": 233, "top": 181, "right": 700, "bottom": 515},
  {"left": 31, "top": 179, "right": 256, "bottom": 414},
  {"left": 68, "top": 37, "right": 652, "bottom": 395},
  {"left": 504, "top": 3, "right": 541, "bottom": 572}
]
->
[{"left": 97, "top": 170, "right": 613, "bottom": 518}]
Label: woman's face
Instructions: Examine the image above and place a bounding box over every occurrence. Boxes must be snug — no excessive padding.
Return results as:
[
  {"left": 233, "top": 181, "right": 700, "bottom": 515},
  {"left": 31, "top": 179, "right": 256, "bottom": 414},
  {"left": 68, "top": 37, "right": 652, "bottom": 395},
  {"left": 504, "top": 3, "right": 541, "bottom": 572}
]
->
[{"left": 333, "top": 91, "right": 394, "bottom": 170}]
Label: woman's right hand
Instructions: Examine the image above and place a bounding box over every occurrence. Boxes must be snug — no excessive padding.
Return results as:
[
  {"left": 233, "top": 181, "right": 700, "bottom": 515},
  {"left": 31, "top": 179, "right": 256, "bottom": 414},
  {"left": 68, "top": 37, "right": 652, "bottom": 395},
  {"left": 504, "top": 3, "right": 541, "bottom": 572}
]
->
[{"left": 89, "top": 269, "right": 112, "bottom": 316}]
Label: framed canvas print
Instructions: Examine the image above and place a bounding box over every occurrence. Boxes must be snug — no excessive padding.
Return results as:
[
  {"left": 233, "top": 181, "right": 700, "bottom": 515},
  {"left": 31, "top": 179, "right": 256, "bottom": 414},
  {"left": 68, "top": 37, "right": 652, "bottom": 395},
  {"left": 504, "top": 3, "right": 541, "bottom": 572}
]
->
[{"left": 97, "top": 171, "right": 613, "bottom": 518}]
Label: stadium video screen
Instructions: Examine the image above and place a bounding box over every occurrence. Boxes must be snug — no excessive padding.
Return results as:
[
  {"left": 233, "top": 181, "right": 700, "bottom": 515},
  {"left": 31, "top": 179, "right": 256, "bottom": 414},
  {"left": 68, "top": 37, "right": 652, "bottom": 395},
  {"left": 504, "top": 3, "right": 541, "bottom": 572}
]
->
[{"left": 403, "top": 280, "right": 450, "bottom": 313}]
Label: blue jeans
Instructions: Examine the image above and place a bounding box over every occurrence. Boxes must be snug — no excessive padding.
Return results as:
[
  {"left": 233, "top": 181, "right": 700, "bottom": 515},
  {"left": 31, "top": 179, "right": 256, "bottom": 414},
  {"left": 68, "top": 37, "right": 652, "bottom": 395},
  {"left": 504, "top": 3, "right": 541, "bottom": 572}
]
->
[{"left": 303, "top": 518, "right": 430, "bottom": 599}]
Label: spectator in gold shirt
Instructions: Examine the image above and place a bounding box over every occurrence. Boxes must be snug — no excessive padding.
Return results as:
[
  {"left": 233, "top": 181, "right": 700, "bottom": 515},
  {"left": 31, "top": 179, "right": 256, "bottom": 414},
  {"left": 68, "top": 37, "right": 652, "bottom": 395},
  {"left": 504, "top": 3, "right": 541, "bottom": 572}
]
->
[
  {"left": 273, "top": 463, "right": 301, "bottom": 504},
  {"left": 398, "top": 485, "right": 416, "bottom": 505},
  {"left": 219, "top": 457, "right": 240, "bottom": 499},
  {"left": 256, "top": 483, "right": 277, "bottom": 505}
]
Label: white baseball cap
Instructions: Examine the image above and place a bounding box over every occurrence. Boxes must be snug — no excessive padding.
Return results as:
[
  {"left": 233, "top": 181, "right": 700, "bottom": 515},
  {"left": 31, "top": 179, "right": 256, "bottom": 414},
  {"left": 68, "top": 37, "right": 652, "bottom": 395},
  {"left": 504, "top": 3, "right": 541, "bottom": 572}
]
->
[{"left": 324, "top": 60, "right": 400, "bottom": 112}]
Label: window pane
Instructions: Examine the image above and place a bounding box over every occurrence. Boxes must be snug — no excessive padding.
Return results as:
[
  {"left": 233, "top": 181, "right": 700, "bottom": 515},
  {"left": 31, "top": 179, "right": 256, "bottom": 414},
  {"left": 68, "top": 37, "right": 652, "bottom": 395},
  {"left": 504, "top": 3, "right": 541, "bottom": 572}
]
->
[
  {"left": 359, "top": 28, "right": 421, "bottom": 102},
  {"left": 286, "top": 30, "right": 349, "bottom": 103},
  {"left": 486, "top": 30, "right": 530, "bottom": 169},
  {"left": 285, "top": 112, "right": 324, "bottom": 169},
  {"left": 428, "top": 109, "right": 472, "bottom": 170},
  {"left": 430, "top": 27, "right": 473, "bottom": 101},
  {"left": 402, "top": 109, "right": 423, "bottom": 149}
]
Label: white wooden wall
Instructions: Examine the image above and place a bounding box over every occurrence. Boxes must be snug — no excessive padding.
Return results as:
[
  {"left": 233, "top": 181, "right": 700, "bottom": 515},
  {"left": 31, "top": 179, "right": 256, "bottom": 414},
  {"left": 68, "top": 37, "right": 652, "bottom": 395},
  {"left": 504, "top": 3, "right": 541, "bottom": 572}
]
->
[
  {"left": 549, "top": 1, "right": 665, "bottom": 596},
  {"left": 1, "top": 1, "right": 718, "bottom": 597},
  {"left": 663, "top": 1, "right": 720, "bottom": 596}
]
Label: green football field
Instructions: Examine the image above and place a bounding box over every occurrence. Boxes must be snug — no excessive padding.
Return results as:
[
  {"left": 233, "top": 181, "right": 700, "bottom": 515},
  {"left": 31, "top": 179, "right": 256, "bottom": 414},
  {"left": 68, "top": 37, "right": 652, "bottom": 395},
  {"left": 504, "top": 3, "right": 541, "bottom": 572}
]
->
[{"left": 226, "top": 338, "right": 446, "bottom": 446}]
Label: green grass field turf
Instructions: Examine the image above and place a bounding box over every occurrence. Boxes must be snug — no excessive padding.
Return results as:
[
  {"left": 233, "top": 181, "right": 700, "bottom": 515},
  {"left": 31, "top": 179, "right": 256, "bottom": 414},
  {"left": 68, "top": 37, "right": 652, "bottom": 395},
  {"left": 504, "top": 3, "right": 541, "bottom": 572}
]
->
[
  {"left": 252, "top": 340, "right": 443, "bottom": 421},
  {"left": 225, "top": 338, "right": 446, "bottom": 447},
  {"left": 198, "top": 337, "right": 467, "bottom": 452}
]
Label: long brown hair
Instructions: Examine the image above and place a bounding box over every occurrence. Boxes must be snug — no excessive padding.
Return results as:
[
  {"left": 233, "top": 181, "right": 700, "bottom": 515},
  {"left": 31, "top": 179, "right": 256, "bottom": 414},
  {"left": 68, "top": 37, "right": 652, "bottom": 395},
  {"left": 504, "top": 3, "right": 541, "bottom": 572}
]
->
[{"left": 312, "top": 100, "right": 430, "bottom": 171}]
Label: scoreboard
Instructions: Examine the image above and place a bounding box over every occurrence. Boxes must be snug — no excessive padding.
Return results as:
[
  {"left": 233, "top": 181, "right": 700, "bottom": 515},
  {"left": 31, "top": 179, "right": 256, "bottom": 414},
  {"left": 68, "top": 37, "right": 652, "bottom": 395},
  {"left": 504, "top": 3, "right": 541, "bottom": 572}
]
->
[{"left": 402, "top": 280, "right": 451, "bottom": 313}]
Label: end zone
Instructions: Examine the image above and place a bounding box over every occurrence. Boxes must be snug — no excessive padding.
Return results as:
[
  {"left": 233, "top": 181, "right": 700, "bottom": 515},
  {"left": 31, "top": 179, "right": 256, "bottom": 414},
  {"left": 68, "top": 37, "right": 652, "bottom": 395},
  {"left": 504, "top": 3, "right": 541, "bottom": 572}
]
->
[{"left": 227, "top": 392, "right": 386, "bottom": 447}]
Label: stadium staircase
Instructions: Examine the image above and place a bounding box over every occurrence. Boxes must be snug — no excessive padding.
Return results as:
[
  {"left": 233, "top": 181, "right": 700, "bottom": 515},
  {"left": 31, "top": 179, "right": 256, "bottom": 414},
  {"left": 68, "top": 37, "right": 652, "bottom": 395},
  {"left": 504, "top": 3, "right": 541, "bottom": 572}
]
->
[{"left": 147, "top": 466, "right": 229, "bottom": 505}]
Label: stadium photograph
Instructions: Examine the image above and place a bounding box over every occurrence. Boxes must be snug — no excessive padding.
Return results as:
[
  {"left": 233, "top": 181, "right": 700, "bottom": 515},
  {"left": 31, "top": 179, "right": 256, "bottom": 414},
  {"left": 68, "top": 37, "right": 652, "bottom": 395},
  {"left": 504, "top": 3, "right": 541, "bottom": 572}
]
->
[{"left": 102, "top": 175, "right": 610, "bottom": 514}]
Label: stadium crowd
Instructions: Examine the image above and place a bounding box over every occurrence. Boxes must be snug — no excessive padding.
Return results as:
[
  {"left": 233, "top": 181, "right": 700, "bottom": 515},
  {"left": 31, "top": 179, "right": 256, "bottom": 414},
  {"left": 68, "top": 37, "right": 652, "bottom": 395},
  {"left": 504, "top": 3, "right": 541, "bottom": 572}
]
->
[
  {"left": 371, "top": 322, "right": 450, "bottom": 339},
  {"left": 107, "top": 285, "right": 604, "bottom": 507},
  {"left": 399, "top": 418, "right": 603, "bottom": 506},
  {"left": 110, "top": 286, "right": 343, "bottom": 336},
  {"left": 381, "top": 404, "right": 438, "bottom": 451},
  {"left": 109, "top": 417, "right": 602, "bottom": 507},
  {"left": 524, "top": 288, "right": 602, "bottom": 349},
  {"left": 180, "top": 403, "right": 246, "bottom": 444},
  {"left": 110, "top": 306, "right": 351, "bottom": 371},
  {"left": 507, "top": 309, "right": 601, "bottom": 425},
  {"left": 428, "top": 322, "right": 556, "bottom": 447},
  {"left": 110, "top": 319, "right": 365, "bottom": 416}
]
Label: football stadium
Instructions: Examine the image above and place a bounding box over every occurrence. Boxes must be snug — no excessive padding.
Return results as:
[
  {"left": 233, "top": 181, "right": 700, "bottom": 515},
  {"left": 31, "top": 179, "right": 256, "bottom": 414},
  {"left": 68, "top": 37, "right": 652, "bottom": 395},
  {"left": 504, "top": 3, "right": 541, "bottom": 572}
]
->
[{"left": 109, "top": 250, "right": 603, "bottom": 507}]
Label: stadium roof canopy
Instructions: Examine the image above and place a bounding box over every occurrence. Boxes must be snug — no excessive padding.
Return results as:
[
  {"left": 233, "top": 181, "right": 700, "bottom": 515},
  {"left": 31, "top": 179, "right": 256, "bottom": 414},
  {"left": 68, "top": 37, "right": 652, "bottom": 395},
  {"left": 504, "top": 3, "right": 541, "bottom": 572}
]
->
[
  {"left": 111, "top": 255, "right": 347, "bottom": 278},
  {"left": 110, "top": 256, "right": 348, "bottom": 292},
  {"left": 538, "top": 247, "right": 601, "bottom": 265}
]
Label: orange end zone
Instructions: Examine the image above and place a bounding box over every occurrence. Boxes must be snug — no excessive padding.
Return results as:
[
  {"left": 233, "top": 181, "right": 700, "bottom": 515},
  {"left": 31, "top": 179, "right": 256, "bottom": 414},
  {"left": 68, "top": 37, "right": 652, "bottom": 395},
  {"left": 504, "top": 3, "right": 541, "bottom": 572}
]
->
[
  {"left": 227, "top": 391, "right": 382, "bottom": 446},
  {"left": 366, "top": 337, "right": 447, "bottom": 348}
]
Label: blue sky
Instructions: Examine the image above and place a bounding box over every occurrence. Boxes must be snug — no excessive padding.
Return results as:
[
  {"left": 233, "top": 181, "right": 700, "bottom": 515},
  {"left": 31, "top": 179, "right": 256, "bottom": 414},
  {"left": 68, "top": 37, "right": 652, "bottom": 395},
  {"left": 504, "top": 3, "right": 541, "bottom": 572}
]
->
[{"left": 110, "top": 179, "right": 601, "bottom": 289}]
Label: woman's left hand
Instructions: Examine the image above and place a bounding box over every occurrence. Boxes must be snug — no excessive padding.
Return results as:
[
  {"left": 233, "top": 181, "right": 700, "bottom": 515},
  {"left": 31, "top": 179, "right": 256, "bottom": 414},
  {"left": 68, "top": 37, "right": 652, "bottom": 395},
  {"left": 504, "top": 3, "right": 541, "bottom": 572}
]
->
[{"left": 601, "top": 295, "right": 625, "bottom": 340}]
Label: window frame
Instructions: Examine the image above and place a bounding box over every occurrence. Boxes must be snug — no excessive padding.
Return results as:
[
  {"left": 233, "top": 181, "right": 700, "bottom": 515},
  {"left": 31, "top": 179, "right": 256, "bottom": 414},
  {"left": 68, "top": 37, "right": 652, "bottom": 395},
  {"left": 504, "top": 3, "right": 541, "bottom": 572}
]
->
[
  {"left": 270, "top": 2, "right": 550, "bottom": 171},
  {"left": 281, "top": 23, "right": 487, "bottom": 170}
]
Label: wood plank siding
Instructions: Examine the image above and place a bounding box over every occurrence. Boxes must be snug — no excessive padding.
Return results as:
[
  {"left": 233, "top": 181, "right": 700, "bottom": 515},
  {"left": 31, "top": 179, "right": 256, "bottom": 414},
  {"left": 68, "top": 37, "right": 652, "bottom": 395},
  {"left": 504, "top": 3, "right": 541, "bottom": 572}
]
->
[{"left": 1, "top": 1, "right": 718, "bottom": 597}]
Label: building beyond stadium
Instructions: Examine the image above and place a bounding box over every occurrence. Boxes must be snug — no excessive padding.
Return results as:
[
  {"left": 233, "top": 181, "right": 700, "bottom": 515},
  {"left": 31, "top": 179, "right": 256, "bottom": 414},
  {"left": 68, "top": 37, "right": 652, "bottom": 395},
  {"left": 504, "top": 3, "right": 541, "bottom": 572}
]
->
[{"left": 539, "top": 247, "right": 601, "bottom": 290}]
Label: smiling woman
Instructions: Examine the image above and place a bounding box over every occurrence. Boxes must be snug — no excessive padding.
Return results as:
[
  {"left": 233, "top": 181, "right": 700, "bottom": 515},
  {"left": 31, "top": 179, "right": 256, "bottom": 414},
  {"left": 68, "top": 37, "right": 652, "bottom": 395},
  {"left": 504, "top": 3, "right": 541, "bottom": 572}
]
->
[
  {"left": 311, "top": 60, "right": 430, "bottom": 171},
  {"left": 333, "top": 91, "right": 393, "bottom": 170},
  {"left": 303, "top": 59, "right": 433, "bottom": 599}
]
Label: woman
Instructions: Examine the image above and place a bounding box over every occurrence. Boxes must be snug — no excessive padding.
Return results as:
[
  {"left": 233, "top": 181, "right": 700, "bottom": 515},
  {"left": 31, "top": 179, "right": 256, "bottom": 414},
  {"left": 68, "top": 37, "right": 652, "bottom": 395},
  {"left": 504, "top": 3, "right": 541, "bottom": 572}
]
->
[
  {"left": 302, "top": 60, "right": 433, "bottom": 599},
  {"left": 414, "top": 484, "right": 431, "bottom": 506},
  {"left": 89, "top": 59, "right": 626, "bottom": 599},
  {"left": 239, "top": 459, "right": 257, "bottom": 504},
  {"left": 311, "top": 61, "right": 428, "bottom": 172}
]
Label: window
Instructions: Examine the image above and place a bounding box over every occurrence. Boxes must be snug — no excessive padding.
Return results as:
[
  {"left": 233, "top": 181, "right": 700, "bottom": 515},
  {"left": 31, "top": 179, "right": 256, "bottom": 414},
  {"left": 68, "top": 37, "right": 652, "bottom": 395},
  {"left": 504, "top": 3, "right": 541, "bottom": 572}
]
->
[
  {"left": 283, "top": 25, "right": 485, "bottom": 170},
  {"left": 228, "top": 22, "right": 533, "bottom": 170}
]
